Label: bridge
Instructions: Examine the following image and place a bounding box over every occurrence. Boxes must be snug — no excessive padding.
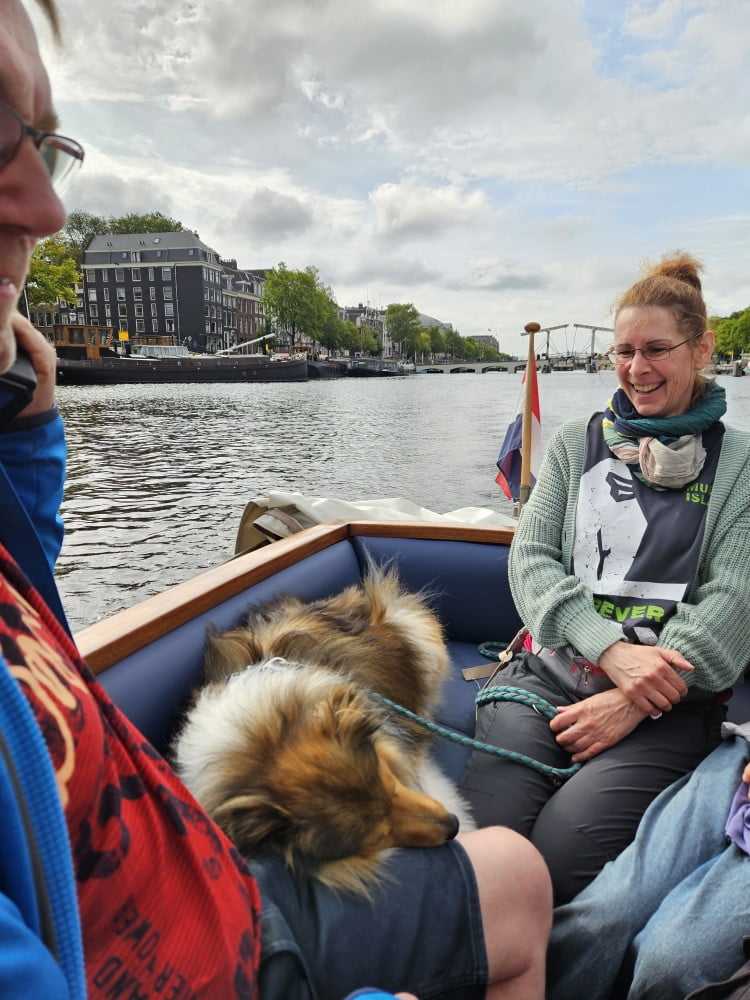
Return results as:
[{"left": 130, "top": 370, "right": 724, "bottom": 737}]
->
[{"left": 413, "top": 356, "right": 604, "bottom": 374}]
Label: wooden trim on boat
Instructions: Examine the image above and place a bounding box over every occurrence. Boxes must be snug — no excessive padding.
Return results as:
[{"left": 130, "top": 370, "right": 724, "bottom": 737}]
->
[{"left": 75, "top": 520, "right": 515, "bottom": 674}]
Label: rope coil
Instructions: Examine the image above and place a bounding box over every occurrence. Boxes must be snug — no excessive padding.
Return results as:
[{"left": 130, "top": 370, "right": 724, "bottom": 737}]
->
[{"left": 370, "top": 685, "right": 582, "bottom": 786}]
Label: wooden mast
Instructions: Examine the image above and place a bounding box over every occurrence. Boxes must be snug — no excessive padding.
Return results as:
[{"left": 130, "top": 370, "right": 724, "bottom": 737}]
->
[{"left": 518, "top": 321, "right": 540, "bottom": 512}]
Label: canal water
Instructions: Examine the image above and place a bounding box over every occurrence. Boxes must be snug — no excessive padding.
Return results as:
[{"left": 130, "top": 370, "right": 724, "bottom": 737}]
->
[{"left": 55, "top": 371, "right": 750, "bottom": 631}]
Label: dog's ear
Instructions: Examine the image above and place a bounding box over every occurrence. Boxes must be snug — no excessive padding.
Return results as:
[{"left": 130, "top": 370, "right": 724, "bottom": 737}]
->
[
  {"left": 203, "top": 629, "right": 259, "bottom": 684},
  {"left": 214, "top": 794, "right": 293, "bottom": 857},
  {"left": 315, "top": 684, "right": 381, "bottom": 745}
]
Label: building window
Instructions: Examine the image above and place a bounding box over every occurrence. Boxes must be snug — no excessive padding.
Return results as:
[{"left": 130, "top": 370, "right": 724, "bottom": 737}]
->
[
  {"left": 115, "top": 268, "right": 124, "bottom": 282},
  {"left": 89, "top": 304, "right": 98, "bottom": 317},
  {"left": 87, "top": 288, "right": 97, "bottom": 301},
  {"left": 151, "top": 302, "right": 157, "bottom": 316},
  {"left": 152, "top": 319, "right": 159, "bottom": 333},
  {"left": 118, "top": 304, "right": 127, "bottom": 318},
  {"left": 119, "top": 320, "right": 128, "bottom": 331},
  {"left": 161, "top": 267, "right": 172, "bottom": 280},
  {"left": 136, "top": 320, "right": 145, "bottom": 333},
  {"left": 131, "top": 251, "right": 140, "bottom": 263},
  {"left": 85, "top": 269, "right": 95, "bottom": 282},
  {"left": 133, "top": 287, "right": 142, "bottom": 301},
  {"left": 163, "top": 286, "right": 173, "bottom": 300},
  {"left": 131, "top": 268, "right": 141, "bottom": 281},
  {"left": 165, "top": 320, "right": 175, "bottom": 333},
  {"left": 134, "top": 304, "right": 144, "bottom": 318},
  {"left": 102, "top": 270, "right": 108, "bottom": 283},
  {"left": 188, "top": 248, "right": 194, "bottom": 256},
  {"left": 148, "top": 268, "right": 154, "bottom": 281},
  {"left": 164, "top": 303, "right": 174, "bottom": 317},
  {"left": 149, "top": 286, "right": 156, "bottom": 300},
  {"left": 104, "top": 304, "right": 111, "bottom": 318},
  {"left": 103, "top": 288, "right": 109, "bottom": 302},
  {"left": 116, "top": 287, "right": 126, "bottom": 301}
]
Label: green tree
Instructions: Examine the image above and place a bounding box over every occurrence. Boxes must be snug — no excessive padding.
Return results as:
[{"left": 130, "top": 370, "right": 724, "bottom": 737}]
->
[
  {"left": 262, "top": 262, "right": 319, "bottom": 350},
  {"left": 713, "top": 309, "right": 750, "bottom": 358},
  {"left": 107, "top": 211, "right": 185, "bottom": 235},
  {"left": 312, "top": 285, "right": 342, "bottom": 354},
  {"left": 25, "top": 236, "right": 79, "bottom": 310},
  {"left": 385, "top": 303, "right": 421, "bottom": 359},
  {"left": 462, "top": 337, "right": 480, "bottom": 361},
  {"left": 61, "top": 210, "right": 109, "bottom": 265},
  {"left": 427, "top": 324, "right": 445, "bottom": 358},
  {"left": 443, "top": 327, "right": 464, "bottom": 359},
  {"left": 337, "top": 320, "right": 360, "bottom": 354}
]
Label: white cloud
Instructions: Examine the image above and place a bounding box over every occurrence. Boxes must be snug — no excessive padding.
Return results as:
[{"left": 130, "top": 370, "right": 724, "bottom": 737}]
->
[{"left": 28, "top": 0, "right": 750, "bottom": 356}]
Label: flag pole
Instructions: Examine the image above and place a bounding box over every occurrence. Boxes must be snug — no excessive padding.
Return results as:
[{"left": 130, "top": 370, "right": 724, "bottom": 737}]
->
[{"left": 519, "top": 321, "right": 540, "bottom": 513}]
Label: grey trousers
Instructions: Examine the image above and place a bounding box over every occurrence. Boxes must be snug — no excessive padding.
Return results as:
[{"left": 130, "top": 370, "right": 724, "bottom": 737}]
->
[{"left": 458, "top": 654, "right": 725, "bottom": 902}]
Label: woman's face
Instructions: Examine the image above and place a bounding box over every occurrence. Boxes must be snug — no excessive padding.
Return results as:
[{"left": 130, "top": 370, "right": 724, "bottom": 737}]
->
[{"left": 612, "top": 306, "right": 715, "bottom": 418}]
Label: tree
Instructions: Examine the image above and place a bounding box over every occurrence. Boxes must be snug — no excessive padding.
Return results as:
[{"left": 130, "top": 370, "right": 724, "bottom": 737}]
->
[
  {"left": 713, "top": 309, "right": 750, "bottom": 358},
  {"left": 463, "top": 337, "right": 480, "bottom": 361},
  {"left": 443, "top": 327, "right": 464, "bottom": 360},
  {"left": 385, "top": 303, "right": 422, "bottom": 359},
  {"left": 106, "top": 211, "right": 185, "bottom": 235},
  {"left": 312, "top": 285, "right": 342, "bottom": 354},
  {"left": 25, "top": 237, "right": 79, "bottom": 310},
  {"left": 337, "top": 320, "right": 360, "bottom": 354},
  {"left": 262, "top": 262, "right": 319, "bottom": 350},
  {"left": 427, "top": 324, "right": 445, "bottom": 359}
]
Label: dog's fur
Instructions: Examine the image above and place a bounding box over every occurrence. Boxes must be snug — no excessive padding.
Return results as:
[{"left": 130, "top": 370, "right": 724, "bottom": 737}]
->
[{"left": 172, "top": 567, "right": 474, "bottom": 894}]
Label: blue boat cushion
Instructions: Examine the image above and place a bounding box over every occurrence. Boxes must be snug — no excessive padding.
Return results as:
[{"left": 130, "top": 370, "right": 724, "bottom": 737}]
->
[{"left": 350, "top": 535, "right": 523, "bottom": 644}]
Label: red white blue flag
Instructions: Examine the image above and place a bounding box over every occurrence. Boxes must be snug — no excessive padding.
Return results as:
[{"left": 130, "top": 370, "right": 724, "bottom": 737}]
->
[{"left": 495, "top": 362, "right": 542, "bottom": 501}]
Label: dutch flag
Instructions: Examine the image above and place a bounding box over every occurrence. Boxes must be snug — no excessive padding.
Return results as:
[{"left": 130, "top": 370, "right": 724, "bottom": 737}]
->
[{"left": 495, "top": 361, "right": 542, "bottom": 501}]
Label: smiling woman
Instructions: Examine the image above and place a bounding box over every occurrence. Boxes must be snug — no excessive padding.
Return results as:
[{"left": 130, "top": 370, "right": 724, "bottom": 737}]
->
[
  {"left": 610, "top": 253, "right": 716, "bottom": 419},
  {"left": 459, "top": 251, "right": 750, "bottom": 907}
]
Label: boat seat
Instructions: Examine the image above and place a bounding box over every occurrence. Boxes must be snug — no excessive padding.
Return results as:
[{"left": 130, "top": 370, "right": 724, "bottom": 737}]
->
[{"left": 97, "top": 531, "right": 750, "bottom": 785}]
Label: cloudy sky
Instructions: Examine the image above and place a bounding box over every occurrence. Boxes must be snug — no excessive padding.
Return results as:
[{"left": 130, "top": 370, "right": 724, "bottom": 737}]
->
[{"left": 31, "top": 0, "right": 750, "bottom": 357}]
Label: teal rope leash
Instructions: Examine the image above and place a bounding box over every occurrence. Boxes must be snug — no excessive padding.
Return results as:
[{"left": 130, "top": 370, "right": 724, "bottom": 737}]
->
[{"left": 370, "top": 686, "right": 582, "bottom": 785}]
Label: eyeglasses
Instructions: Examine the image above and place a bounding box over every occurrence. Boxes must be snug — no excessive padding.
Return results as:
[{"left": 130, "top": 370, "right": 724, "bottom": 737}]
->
[
  {"left": 608, "top": 337, "right": 694, "bottom": 365},
  {"left": 0, "top": 97, "right": 84, "bottom": 195}
]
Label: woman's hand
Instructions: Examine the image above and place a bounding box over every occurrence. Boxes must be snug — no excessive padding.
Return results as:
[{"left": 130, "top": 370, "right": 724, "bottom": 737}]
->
[
  {"left": 10, "top": 311, "right": 57, "bottom": 417},
  {"left": 743, "top": 761, "right": 750, "bottom": 787},
  {"left": 597, "top": 640, "right": 693, "bottom": 715},
  {"left": 550, "top": 689, "right": 646, "bottom": 762}
]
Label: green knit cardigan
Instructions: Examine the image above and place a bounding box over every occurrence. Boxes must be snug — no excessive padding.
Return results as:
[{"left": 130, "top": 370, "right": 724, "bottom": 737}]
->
[{"left": 508, "top": 416, "right": 750, "bottom": 691}]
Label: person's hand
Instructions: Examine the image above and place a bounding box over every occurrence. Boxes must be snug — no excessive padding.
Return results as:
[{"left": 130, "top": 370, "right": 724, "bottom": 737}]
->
[
  {"left": 10, "top": 311, "right": 57, "bottom": 417},
  {"left": 743, "top": 760, "right": 750, "bottom": 788},
  {"left": 550, "top": 688, "right": 646, "bottom": 762},
  {"left": 597, "top": 640, "right": 693, "bottom": 715}
]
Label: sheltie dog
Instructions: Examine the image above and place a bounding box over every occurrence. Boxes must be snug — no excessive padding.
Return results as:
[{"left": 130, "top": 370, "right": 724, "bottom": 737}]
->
[{"left": 172, "top": 566, "right": 474, "bottom": 894}]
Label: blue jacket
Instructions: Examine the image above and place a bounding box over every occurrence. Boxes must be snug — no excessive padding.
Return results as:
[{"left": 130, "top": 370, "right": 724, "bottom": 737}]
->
[{"left": 0, "top": 410, "right": 86, "bottom": 998}]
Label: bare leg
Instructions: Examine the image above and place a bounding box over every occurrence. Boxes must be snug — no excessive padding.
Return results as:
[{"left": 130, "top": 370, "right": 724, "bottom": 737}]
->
[{"left": 459, "top": 828, "right": 552, "bottom": 1000}]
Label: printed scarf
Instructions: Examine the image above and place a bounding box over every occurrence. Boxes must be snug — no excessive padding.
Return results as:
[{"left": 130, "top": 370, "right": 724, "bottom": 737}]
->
[{"left": 602, "top": 381, "right": 726, "bottom": 489}]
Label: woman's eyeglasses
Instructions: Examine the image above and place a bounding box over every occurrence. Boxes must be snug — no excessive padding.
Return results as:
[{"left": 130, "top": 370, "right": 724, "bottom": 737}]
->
[
  {"left": 0, "top": 97, "right": 84, "bottom": 195},
  {"left": 608, "top": 337, "right": 694, "bottom": 365}
]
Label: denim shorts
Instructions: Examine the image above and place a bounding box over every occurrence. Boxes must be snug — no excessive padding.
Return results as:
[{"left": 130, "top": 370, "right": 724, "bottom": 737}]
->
[{"left": 250, "top": 840, "right": 488, "bottom": 1000}]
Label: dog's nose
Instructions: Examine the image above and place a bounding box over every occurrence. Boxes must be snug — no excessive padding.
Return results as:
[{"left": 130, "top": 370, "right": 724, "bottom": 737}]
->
[{"left": 446, "top": 813, "right": 460, "bottom": 840}]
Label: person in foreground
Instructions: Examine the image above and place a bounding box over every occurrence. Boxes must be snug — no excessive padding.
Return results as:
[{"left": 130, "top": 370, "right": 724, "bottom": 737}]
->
[
  {"left": 460, "top": 249, "right": 750, "bottom": 902},
  {"left": 0, "top": 1, "right": 552, "bottom": 997},
  {"left": 547, "top": 719, "right": 750, "bottom": 1000}
]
